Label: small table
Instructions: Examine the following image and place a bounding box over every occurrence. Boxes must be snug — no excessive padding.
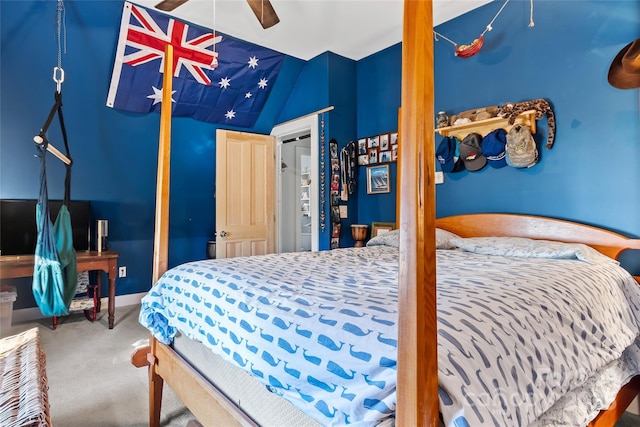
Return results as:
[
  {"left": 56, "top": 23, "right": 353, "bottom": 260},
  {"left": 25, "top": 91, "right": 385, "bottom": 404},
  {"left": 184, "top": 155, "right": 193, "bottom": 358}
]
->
[{"left": 0, "top": 251, "right": 119, "bottom": 329}]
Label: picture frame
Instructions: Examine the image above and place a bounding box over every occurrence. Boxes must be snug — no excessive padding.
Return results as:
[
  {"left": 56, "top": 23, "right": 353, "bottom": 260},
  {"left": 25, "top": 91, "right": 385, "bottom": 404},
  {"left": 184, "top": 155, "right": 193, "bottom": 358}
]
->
[
  {"left": 366, "top": 164, "right": 390, "bottom": 194},
  {"left": 390, "top": 132, "right": 398, "bottom": 146},
  {"left": 367, "top": 135, "right": 379, "bottom": 149},
  {"left": 371, "top": 221, "right": 396, "bottom": 237},
  {"left": 368, "top": 148, "right": 378, "bottom": 165},
  {"left": 358, "top": 154, "right": 369, "bottom": 166},
  {"left": 380, "top": 151, "right": 391, "bottom": 163},
  {"left": 358, "top": 138, "right": 367, "bottom": 155},
  {"left": 380, "top": 133, "right": 390, "bottom": 151}
]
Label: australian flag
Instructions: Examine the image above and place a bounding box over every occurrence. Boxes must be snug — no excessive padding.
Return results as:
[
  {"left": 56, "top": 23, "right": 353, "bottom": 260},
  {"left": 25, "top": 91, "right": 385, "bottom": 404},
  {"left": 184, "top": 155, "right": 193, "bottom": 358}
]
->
[{"left": 107, "top": 2, "right": 284, "bottom": 128}]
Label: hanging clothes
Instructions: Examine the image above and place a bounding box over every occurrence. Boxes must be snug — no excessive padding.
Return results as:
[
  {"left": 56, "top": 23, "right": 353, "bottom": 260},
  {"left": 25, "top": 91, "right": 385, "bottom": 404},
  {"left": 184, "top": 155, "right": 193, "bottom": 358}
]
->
[{"left": 32, "top": 91, "right": 77, "bottom": 316}]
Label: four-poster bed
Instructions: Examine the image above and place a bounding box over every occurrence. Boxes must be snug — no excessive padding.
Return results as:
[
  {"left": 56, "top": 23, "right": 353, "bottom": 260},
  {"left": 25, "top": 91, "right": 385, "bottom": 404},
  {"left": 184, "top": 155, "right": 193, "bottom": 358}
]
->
[{"left": 132, "top": 1, "right": 640, "bottom": 426}]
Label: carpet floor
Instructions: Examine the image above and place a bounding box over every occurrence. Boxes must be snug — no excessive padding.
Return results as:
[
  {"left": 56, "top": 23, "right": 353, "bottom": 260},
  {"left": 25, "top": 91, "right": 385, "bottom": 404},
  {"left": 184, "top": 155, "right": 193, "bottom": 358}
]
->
[
  {"left": 6, "top": 304, "right": 640, "bottom": 426},
  {"left": 8, "top": 304, "right": 194, "bottom": 427}
]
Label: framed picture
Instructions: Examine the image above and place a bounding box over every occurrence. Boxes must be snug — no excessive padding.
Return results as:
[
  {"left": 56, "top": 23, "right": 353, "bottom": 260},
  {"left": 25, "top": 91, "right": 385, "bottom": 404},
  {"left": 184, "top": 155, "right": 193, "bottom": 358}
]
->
[
  {"left": 332, "top": 223, "right": 341, "bottom": 238},
  {"left": 358, "top": 154, "right": 369, "bottom": 165},
  {"left": 329, "top": 140, "right": 338, "bottom": 159},
  {"left": 358, "top": 138, "right": 367, "bottom": 154},
  {"left": 367, "top": 135, "right": 379, "bottom": 149},
  {"left": 368, "top": 148, "right": 378, "bottom": 165},
  {"left": 390, "top": 132, "right": 398, "bottom": 146},
  {"left": 331, "top": 205, "right": 341, "bottom": 223},
  {"left": 380, "top": 151, "right": 391, "bottom": 163},
  {"left": 380, "top": 133, "right": 390, "bottom": 151},
  {"left": 371, "top": 221, "right": 396, "bottom": 237},
  {"left": 391, "top": 145, "right": 398, "bottom": 162},
  {"left": 366, "top": 164, "right": 390, "bottom": 194}
]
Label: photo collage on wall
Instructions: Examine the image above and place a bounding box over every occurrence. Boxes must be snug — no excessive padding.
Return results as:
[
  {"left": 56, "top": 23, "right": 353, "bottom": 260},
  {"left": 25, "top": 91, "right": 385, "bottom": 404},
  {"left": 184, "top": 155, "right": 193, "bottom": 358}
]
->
[
  {"left": 357, "top": 132, "right": 398, "bottom": 166},
  {"left": 329, "top": 139, "right": 341, "bottom": 249}
]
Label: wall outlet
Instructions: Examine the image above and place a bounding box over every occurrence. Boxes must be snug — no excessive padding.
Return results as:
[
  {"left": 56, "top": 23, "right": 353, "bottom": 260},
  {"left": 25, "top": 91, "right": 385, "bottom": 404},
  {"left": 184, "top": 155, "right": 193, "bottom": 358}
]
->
[
  {"left": 118, "top": 266, "right": 127, "bottom": 278},
  {"left": 435, "top": 171, "right": 444, "bottom": 184}
]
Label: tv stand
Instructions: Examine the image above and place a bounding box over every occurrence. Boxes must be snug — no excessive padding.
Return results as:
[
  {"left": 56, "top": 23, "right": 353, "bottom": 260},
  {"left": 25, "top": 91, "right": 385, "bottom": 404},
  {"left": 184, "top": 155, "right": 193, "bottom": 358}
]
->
[{"left": 0, "top": 251, "right": 119, "bottom": 329}]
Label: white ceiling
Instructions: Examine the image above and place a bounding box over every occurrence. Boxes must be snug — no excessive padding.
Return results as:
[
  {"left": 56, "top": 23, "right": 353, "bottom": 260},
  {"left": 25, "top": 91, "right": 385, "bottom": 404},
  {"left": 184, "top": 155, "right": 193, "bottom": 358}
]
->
[{"left": 131, "top": 0, "right": 493, "bottom": 61}]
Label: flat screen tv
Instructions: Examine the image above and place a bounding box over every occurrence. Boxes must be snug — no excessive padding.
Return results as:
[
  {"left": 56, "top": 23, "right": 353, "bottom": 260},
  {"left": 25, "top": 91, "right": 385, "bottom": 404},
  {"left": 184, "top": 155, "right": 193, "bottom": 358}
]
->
[{"left": 0, "top": 199, "right": 91, "bottom": 256}]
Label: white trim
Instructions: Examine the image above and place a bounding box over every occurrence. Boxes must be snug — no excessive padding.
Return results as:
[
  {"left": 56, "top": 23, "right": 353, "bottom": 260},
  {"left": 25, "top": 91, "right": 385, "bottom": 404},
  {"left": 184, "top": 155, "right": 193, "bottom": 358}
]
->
[
  {"left": 11, "top": 292, "right": 147, "bottom": 324},
  {"left": 271, "top": 115, "right": 319, "bottom": 252}
]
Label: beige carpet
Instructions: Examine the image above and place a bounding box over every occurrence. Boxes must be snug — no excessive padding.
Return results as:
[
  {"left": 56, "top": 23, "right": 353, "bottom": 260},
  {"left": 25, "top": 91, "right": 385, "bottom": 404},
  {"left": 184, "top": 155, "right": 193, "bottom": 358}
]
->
[
  {"left": 6, "top": 304, "right": 640, "bottom": 427},
  {"left": 8, "top": 304, "right": 193, "bottom": 427}
]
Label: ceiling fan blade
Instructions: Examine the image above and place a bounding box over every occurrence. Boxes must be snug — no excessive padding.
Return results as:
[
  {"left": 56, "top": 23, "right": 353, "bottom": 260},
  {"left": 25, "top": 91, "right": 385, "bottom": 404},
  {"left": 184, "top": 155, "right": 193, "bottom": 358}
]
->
[
  {"left": 155, "top": 0, "right": 188, "bottom": 12},
  {"left": 246, "top": 0, "right": 280, "bottom": 29}
]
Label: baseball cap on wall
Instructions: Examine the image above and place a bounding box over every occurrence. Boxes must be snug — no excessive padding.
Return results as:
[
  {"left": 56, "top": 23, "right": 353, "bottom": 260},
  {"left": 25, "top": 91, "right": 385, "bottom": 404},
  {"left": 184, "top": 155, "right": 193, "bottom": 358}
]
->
[
  {"left": 436, "top": 136, "right": 464, "bottom": 173},
  {"left": 459, "top": 133, "right": 486, "bottom": 172},
  {"left": 505, "top": 125, "right": 538, "bottom": 168},
  {"left": 482, "top": 129, "right": 507, "bottom": 168}
]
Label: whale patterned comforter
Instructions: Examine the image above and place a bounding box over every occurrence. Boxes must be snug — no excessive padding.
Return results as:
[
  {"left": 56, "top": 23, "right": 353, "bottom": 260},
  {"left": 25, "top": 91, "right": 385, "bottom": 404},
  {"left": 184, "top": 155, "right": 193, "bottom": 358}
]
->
[{"left": 139, "top": 240, "right": 640, "bottom": 427}]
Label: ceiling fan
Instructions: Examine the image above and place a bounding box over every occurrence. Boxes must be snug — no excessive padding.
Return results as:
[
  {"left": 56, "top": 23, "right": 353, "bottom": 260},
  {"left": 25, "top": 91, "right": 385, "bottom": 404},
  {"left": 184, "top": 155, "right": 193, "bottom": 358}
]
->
[{"left": 154, "top": 0, "right": 280, "bottom": 29}]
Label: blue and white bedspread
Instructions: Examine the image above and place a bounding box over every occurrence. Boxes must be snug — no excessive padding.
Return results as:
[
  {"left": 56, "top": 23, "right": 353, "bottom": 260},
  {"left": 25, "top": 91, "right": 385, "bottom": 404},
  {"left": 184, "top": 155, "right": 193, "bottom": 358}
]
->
[{"left": 140, "top": 240, "right": 640, "bottom": 427}]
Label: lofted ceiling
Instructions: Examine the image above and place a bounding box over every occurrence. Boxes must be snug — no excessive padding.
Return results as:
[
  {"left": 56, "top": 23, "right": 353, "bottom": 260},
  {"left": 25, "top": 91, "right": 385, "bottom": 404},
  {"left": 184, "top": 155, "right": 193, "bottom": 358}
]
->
[{"left": 131, "top": 0, "right": 493, "bottom": 61}]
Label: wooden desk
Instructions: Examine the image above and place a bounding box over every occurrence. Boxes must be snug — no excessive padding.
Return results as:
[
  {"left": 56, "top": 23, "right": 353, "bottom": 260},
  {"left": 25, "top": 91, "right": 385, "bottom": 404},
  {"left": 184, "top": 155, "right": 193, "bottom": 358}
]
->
[{"left": 0, "top": 251, "right": 119, "bottom": 329}]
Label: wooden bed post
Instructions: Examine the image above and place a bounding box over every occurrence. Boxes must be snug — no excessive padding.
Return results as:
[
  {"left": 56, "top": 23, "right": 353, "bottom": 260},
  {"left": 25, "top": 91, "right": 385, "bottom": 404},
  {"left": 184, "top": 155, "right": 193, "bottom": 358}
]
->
[
  {"left": 149, "top": 44, "right": 174, "bottom": 427},
  {"left": 397, "top": 1, "right": 439, "bottom": 426}
]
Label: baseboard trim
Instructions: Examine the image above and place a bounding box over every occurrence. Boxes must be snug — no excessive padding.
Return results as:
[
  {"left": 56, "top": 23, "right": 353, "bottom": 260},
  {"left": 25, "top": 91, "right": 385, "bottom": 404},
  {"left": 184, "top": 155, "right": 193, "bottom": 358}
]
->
[{"left": 12, "top": 292, "right": 147, "bottom": 323}]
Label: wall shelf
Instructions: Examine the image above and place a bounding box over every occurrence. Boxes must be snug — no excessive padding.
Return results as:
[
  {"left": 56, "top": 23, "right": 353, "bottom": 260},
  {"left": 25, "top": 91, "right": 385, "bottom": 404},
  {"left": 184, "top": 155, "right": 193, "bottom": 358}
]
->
[{"left": 435, "top": 110, "right": 537, "bottom": 141}]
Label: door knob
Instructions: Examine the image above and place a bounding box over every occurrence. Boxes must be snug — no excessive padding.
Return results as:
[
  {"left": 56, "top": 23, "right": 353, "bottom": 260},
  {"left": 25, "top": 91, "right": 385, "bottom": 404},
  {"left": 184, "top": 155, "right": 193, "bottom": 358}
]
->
[{"left": 219, "top": 230, "right": 227, "bottom": 238}]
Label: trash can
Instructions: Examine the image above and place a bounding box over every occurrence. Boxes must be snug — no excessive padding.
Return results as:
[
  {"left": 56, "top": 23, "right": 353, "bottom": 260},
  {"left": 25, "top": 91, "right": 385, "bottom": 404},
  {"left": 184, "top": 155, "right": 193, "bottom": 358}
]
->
[
  {"left": 0, "top": 286, "right": 17, "bottom": 336},
  {"left": 207, "top": 240, "right": 216, "bottom": 259}
]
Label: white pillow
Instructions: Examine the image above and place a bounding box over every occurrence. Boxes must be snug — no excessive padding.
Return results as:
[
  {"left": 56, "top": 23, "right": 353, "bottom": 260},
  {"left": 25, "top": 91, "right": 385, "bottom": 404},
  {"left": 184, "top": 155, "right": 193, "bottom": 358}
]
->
[
  {"left": 365, "top": 228, "right": 460, "bottom": 249},
  {"left": 366, "top": 229, "right": 400, "bottom": 248},
  {"left": 449, "top": 236, "right": 617, "bottom": 265},
  {"left": 435, "top": 228, "right": 461, "bottom": 249}
]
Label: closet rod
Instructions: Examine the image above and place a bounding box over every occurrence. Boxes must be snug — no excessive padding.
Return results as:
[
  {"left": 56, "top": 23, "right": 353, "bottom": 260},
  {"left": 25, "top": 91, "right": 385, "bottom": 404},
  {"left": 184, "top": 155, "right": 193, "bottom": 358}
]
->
[{"left": 33, "top": 136, "right": 71, "bottom": 165}]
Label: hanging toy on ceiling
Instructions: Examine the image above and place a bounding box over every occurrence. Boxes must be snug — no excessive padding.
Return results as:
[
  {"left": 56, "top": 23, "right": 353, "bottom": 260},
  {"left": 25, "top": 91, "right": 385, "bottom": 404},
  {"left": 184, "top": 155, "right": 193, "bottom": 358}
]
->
[{"left": 434, "top": 0, "right": 535, "bottom": 58}]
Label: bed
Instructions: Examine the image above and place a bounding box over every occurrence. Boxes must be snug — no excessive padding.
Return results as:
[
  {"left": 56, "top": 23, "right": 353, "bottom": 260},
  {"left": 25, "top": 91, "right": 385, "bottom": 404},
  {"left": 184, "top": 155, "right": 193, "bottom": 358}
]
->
[
  {"left": 135, "top": 216, "right": 640, "bottom": 426},
  {"left": 131, "top": 2, "right": 640, "bottom": 426}
]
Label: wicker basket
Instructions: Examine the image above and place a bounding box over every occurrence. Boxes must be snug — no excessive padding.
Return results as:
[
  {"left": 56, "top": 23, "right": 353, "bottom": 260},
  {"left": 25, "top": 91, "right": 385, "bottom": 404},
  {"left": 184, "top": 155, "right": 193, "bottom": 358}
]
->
[{"left": 0, "top": 328, "right": 51, "bottom": 427}]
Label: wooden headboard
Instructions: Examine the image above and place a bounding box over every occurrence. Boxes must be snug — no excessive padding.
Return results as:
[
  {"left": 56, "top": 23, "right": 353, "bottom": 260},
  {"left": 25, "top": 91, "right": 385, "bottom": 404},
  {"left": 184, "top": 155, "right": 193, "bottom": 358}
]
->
[{"left": 435, "top": 213, "right": 640, "bottom": 261}]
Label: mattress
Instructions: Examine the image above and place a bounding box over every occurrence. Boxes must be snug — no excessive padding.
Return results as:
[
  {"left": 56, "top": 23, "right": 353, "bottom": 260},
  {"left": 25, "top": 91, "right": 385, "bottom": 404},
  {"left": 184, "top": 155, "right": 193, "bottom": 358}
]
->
[
  {"left": 140, "top": 235, "right": 640, "bottom": 426},
  {"left": 172, "top": 331, "right": 320, "bottom": 426}
]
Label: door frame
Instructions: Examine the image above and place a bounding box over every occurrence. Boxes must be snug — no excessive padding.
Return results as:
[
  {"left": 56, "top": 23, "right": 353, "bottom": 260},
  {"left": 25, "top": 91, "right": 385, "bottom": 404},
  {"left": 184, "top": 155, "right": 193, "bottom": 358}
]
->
[{"left": 271, "top": 115, "right": 319, "bottom": 252}]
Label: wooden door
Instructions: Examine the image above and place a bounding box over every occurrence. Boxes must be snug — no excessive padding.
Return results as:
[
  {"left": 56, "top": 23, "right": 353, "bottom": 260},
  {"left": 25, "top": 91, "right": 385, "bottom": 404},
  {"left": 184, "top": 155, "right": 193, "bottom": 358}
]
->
[{"left": 215, "top": 129, "right": 276, "bottom": 259}]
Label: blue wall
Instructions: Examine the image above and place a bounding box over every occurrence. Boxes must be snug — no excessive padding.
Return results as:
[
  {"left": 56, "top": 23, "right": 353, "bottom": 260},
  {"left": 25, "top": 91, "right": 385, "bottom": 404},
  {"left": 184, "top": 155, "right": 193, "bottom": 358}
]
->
[
  {"left": 431, "top": 0, "right": 639, "bottom": 233},
  {"left": 0, "top": 0, "right": 340, "bottom": 308},
  {"left": 3, "top": 0, "right": 640, "bottom": 308},
  {"left": 353, "top": 0, "right": 640, "bottom": 270},
  {"left": 356, "top": 43, "right": 402, "bottom": 228}
]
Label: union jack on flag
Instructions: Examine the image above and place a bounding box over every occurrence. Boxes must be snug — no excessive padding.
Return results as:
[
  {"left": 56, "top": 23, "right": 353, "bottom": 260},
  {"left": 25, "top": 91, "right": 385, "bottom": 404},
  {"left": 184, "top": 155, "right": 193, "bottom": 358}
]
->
[{"left": 107, "top": 2, "right": 284, "bottom": 128}]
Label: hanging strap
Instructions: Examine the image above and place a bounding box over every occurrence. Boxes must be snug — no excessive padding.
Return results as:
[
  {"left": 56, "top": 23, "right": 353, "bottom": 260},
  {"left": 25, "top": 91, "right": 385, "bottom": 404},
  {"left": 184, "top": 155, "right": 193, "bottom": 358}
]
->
[{"left": 36, "top": 91, "right": 73, "bottom": 204}]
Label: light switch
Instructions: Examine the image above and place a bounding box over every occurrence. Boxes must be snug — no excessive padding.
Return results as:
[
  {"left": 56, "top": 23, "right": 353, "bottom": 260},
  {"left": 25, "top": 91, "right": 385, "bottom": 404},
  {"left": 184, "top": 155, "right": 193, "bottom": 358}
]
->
[
  {"left": 339, "top": 206, "right": 348, "bottom": 218},
  {"left": 435, "top": 171, "right": 444, "bottom": 184}
]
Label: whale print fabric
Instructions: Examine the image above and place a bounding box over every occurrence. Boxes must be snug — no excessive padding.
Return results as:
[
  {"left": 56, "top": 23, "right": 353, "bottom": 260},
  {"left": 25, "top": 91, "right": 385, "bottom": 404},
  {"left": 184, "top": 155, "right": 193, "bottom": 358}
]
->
[{"left": 139, "top": 244, "right": 640, "bottom": 426}]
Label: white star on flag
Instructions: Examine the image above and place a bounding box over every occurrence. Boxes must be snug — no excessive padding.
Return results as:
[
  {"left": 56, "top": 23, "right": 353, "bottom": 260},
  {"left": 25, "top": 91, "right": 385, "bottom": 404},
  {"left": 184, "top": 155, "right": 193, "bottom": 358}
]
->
[
  {"left": 247, "top": 56, "right": 259, "bottom": 69},
  {"left": 225, "top": 110, "right": 236, "bottom": 119},
  {"left": 258, "top": 78, "right": 268, "bottom": 89},
  {"left": 245, "top": 92, "right": 252, "bottom": 99},
  {"left": 218, "top": 77, "right": 231, "bottom": 89},
  {"left": 147, "top": 86, "right": 176, "bottom": 105}
]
